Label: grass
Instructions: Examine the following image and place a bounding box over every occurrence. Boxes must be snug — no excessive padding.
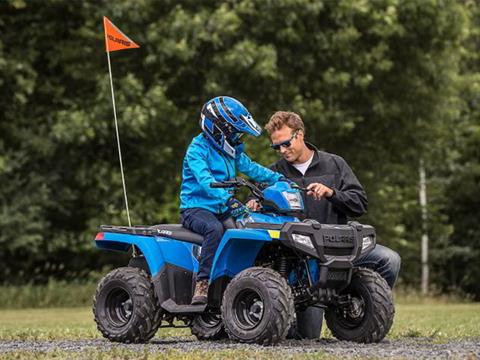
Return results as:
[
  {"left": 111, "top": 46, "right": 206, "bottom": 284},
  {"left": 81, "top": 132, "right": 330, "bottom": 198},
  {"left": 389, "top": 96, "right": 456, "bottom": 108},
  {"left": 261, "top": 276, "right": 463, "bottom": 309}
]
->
[
  {"left": 0, "top": 349, "right": 343, "bottom": 360},
  {"left": 1, "top": 303, "right": 479, "bottom": 342},
  {"left": 0, "top": 303, "right": 479, "bottom": 360},
  {"left": 0, "top": 283, "right": 478, "bottom": 358},
  {"left": 390, "top": 303, "right": 480, "bottom": 340},
  {"left": 0, "top": 280, "right": 99, "bottom": 309}
]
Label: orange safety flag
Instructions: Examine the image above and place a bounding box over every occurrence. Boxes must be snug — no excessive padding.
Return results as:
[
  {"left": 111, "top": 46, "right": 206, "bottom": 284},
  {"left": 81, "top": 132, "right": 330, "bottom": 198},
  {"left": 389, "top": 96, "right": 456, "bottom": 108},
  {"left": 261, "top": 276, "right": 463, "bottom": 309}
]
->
[{"left": 103, "top": 16, "right": 140, "bottom": 52}]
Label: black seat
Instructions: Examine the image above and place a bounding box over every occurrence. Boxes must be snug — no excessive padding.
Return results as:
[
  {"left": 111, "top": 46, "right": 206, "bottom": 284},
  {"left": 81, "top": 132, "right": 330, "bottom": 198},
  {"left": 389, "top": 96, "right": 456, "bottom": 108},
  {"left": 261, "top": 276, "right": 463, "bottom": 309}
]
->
[{"left": 151, "top": 224, "right": 204, "bottom": 245}]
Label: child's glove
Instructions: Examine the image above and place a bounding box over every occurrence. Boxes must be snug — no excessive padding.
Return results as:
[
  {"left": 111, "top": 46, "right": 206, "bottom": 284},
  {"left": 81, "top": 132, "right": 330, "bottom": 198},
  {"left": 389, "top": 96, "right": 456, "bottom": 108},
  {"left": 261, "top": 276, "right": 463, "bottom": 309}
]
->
[{"left": 226, "top": 197, "right": 248, "bottom": 218}]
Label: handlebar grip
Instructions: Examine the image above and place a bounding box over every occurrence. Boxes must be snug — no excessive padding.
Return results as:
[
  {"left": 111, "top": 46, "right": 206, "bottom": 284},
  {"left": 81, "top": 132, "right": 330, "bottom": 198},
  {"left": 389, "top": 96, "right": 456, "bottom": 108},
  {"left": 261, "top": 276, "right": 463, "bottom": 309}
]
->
[{"left": 210, "top": 182, "right": 234, "bottom": 188}]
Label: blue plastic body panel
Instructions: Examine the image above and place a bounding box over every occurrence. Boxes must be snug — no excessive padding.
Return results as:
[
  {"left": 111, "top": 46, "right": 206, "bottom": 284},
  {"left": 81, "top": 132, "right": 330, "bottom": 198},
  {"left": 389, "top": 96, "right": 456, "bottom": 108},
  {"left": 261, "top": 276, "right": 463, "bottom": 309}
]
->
[
  {"left": 209, "top": 228, "right": 272, "bottom": 281},
  {"left": 95, "top": 232, "right": 198, "bottom": 276},
  {"left": 262, "top": 182, "right": 305, "bottom": 212},
  {"left": 248, "top": 212, "right": 298, "bottom": 224}
]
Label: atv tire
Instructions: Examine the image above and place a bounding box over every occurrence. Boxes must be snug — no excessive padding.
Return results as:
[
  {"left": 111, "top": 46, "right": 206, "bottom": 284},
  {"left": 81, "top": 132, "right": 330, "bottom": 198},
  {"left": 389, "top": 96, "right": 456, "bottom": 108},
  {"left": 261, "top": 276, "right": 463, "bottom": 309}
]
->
[
  {"left": 191, "top": 313, "right": 228, "bottom": 340},
  {"left": 325, "top": 267, "right": 394, "bottom": 343},
  {"left": 221, "top": 267, "right": 294, "bottom": 345},
  {"left": 93, "top": 267, "right": 162, "bottom": 343}
]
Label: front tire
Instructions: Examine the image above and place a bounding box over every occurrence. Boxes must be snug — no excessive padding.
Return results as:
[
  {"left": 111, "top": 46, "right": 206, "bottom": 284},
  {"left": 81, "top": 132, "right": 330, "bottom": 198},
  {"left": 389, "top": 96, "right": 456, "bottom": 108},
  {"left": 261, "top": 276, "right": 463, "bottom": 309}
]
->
[
  {"left": 221, "top": 267, "right": 294, "bottom": 345},
  {"left": 325, "top": 267, "right": 394, "bottom": 343},
  {"left": 93, "top": 267, "right": 162, "bottom": 343}
]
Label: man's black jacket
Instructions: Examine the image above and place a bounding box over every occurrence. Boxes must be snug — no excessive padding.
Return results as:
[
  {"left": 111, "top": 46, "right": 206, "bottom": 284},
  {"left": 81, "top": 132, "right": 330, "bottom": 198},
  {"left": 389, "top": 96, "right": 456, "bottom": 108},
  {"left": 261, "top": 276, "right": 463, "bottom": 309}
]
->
[{"left": 269, "top": 143, "right": 368, "bottom": 224}]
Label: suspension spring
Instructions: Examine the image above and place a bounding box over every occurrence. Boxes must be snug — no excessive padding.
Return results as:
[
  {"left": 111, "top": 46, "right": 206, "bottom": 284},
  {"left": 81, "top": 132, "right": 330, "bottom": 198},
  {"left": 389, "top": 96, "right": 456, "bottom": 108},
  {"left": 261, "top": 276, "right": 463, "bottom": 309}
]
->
[{"left": 278, "top": 255, "right": 288, "bottom": 277}]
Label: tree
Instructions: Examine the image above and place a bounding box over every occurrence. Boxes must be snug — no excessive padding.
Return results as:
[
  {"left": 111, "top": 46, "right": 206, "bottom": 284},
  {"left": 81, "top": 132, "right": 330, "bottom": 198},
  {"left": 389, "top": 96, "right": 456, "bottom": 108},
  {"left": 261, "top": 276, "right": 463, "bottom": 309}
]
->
[{"left": 0, "top": 0, "right": 478, "bottom": 299}]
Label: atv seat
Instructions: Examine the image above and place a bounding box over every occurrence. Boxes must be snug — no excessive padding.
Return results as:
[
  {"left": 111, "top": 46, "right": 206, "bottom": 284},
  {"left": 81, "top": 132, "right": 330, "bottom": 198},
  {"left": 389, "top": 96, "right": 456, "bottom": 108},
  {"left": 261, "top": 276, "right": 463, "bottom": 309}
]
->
[{"left": 151, "top": 224, "right": 204, "bottom": 246}]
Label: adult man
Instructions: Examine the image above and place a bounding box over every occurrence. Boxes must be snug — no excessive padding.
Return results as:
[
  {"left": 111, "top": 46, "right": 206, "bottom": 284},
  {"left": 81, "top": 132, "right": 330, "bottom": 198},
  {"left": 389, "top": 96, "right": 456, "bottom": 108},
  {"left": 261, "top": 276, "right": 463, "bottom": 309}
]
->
[{"left": 247, "top": 111, "right": 401, "bottom": 338}]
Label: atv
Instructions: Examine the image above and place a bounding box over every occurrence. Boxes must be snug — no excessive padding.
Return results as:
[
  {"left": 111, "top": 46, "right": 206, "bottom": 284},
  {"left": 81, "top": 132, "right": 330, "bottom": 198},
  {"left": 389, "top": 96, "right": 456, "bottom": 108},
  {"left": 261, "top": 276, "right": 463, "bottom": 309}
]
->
[{"left": 92, "top": 178, "right": 394, "bottom": 345}]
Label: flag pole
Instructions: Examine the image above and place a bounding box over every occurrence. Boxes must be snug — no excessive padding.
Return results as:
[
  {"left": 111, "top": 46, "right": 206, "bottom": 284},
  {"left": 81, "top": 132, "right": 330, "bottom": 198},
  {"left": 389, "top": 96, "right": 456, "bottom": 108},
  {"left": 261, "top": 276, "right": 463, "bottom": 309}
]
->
[{"left": 105, "top": 28, "right": 132, "bottom": 227}]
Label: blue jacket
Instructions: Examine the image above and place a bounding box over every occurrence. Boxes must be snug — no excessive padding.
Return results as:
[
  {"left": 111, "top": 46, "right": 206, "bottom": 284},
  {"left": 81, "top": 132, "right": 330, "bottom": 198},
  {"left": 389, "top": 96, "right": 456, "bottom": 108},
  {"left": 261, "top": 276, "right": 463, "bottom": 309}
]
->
[{"left": 180, "top": 134, "right": 282, "bottom": 213}]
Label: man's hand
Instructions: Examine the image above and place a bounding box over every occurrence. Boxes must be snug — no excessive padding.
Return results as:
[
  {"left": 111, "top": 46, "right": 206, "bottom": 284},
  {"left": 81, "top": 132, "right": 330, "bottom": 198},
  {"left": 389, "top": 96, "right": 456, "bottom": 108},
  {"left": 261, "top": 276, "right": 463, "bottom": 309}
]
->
[
  {"left": 246, "top": 199, "right": 261, "bottom": 212},
  {"left": 306, "top": 183, "right": 334, "bottom": 200}
]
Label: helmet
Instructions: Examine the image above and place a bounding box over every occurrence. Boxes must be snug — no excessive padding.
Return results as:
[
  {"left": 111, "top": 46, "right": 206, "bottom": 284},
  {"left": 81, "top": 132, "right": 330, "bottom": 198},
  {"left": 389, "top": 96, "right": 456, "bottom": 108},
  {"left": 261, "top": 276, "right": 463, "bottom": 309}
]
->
[{"left": 200, "top": 96, "right": 262, "bottom": 157}]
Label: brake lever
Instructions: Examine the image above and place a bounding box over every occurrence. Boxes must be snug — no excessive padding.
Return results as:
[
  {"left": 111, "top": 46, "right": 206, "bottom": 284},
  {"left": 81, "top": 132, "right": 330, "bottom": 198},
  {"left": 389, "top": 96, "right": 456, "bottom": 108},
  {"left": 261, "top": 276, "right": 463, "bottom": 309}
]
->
[{"left": 291, "top": 184, "right": 309, "bottom": 192}]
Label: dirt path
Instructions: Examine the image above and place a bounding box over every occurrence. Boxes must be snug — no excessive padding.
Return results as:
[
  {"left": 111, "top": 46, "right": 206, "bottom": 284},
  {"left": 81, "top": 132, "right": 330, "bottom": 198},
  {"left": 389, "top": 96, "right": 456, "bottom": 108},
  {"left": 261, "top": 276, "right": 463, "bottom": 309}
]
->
[{"left": 1, "top": 337, "right": 479, "bottom": 359}]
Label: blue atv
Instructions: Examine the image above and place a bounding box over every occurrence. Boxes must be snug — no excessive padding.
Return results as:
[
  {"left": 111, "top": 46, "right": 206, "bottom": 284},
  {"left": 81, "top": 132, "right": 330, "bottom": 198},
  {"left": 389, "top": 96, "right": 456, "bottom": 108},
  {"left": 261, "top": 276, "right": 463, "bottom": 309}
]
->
[{"left": 92, "top": 178, "right": 394, "bottom": 345}]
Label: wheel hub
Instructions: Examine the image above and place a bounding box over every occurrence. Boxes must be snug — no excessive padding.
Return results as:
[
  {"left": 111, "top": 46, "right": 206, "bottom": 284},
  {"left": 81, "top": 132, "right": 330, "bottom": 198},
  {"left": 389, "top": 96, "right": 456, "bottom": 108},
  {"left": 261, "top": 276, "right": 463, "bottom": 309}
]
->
[
  {"left": 347, "top": 297, "right": 364, "bottom": 319},
  {"left": 121, "top": 298, "right": 133, "bottom": 319},
  {"left": 249, "top": 300, "right": 264, "bottom": 321},
  {"left": 200, "top": 314, "right": 222, "bottom": 328},
  {"left": 233, "top": 289, "right": 265, "bottom": 330},
  {"left": 106, "top": 288, "right": 133, "bottom": 327}
]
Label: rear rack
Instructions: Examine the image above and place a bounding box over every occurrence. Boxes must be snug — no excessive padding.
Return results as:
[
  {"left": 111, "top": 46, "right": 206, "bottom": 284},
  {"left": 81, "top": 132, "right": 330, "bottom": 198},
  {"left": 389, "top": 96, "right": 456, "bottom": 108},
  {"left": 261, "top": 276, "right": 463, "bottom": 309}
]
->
[{"left": 100, "top": 225, "right": 159, "bottom": 237}]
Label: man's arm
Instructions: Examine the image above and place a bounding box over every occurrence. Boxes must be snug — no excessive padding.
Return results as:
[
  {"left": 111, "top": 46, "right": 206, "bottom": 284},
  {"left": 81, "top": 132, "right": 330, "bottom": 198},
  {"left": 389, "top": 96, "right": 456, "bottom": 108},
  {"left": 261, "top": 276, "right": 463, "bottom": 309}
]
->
[{"left": 327, "top": 155, "right": 368, "bottom": 217}]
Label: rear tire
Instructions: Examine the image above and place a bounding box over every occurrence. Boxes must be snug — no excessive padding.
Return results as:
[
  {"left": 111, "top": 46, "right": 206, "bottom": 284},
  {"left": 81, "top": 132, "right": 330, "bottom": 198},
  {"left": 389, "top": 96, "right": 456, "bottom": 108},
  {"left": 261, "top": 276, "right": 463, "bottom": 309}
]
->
[
  {"left": 93, "top": 267, "right": 162, "bottom": 343},
  {"left": 221, "top": 267, "right": 294, "bottom": 345},
  {"left": 325, "top": 268, "right": 394, "bottom": 343},
  {"left": 191, "top": 313, "right": 228, "bottom": 340}
]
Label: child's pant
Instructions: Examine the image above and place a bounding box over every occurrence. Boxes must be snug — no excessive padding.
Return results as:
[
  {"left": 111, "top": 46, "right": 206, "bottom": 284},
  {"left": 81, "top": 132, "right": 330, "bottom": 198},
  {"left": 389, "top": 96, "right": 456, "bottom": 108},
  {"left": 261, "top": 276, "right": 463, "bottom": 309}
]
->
[{"left": 180, "top": 208, "right": 225, "bottom": 280}]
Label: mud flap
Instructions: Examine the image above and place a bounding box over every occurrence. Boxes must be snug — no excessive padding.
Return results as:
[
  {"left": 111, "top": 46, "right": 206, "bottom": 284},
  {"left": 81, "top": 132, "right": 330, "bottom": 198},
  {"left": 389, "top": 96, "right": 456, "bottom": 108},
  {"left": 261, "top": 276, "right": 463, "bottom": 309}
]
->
[{"left": 296, "top": 306, "right": 324, "bottom": 339}]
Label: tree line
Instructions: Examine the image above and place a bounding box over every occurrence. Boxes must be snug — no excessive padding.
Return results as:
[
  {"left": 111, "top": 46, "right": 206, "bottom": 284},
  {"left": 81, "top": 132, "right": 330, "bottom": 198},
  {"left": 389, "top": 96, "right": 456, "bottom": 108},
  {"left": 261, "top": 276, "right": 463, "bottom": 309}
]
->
[{"left": 0, "top": 0, "right": 479, "bottom": 298}]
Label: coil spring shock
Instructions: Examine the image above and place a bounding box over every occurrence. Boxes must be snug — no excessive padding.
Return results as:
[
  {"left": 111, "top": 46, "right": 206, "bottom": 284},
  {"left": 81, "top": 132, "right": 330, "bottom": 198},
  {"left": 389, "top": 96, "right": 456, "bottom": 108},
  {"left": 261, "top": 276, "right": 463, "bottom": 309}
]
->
[{"left": 277, "top": 255, "right": 288, "bottom": 277}]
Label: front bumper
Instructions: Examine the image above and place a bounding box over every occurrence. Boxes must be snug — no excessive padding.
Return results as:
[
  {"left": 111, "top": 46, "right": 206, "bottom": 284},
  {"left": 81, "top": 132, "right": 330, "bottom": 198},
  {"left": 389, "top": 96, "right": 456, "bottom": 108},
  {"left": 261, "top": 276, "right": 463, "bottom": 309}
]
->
[
  {"left": 283, "top": 221, "right": 376, "bottom": 295},
  {"left": 278, "top": 221, "right": 376, "bottom": 265}
]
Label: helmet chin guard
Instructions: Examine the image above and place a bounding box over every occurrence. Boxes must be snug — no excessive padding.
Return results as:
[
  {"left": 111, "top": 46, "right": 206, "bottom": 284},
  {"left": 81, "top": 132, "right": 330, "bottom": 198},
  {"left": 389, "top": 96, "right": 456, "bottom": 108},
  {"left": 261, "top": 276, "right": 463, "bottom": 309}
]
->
[{"left": 200, "top": 96, "right": 262, "bottom": 157}]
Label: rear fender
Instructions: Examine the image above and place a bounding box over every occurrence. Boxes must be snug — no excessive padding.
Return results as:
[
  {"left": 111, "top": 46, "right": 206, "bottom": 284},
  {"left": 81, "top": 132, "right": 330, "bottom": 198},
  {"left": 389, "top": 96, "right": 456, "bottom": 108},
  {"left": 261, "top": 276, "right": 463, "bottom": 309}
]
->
[
  {"left": 95, "top": 232, "right": 198, "bottom": 276},
  {"left": 210, "top": 229, "right": 271, "bottom": 281}
]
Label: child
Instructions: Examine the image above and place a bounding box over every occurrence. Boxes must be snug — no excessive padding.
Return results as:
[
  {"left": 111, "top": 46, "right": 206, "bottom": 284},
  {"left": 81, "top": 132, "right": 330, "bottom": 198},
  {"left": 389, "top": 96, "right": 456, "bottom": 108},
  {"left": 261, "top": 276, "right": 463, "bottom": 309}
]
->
[{"left": 180, "top": 96, "right": 283, "bottom": 304}]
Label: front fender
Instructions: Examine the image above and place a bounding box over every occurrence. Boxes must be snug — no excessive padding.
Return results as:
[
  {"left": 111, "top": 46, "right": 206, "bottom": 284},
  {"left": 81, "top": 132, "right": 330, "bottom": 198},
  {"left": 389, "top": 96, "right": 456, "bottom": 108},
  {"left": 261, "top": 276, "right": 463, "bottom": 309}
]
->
[
  {"left": 95, "top": 232, "right": 197, "bottom": 276},
  {"left": 210, "top": 229, "right": 272, "bottom": 281}
]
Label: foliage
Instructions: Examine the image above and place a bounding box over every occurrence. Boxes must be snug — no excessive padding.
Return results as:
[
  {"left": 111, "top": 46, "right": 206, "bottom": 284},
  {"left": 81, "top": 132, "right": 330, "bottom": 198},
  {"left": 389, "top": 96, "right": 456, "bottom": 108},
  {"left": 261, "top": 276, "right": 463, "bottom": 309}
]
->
[
  {"left": 436, "top": 1, "right": 480, "bottom": 298},
  {"left": 0, "top": 0, "right": 478, "bottom": 297}
]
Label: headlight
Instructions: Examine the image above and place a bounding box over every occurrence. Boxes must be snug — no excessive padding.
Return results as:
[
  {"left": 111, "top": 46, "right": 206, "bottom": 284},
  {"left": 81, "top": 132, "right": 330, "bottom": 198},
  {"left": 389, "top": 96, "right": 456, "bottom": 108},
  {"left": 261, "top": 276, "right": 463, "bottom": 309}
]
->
[
  {"left": 282, "top": 191, "right": 303, "bottom": 210},
  {"left": 362, "top": 236, "right": 373, "bottom": 251},
  {"left": 292, "top": 233, "right": 315, "bottom": 250}
]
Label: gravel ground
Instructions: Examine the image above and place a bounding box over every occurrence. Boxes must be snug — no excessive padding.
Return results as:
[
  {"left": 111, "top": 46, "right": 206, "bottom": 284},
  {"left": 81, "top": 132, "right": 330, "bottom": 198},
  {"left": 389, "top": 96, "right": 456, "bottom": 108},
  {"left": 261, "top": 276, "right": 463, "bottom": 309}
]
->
[{"left": 1, "top": 337, "right": 479, "bottom": 359}]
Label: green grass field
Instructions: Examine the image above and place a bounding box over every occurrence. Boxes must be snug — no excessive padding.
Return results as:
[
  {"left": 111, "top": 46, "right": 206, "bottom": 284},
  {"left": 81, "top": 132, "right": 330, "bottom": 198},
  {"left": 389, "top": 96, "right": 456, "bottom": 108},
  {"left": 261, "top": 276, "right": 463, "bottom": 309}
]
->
[
  {"left": 2, "top": 303, "right": 479, "bottom": 341},
  {"left": 0, "top": 303, "right": 479, "bottom": 359}
]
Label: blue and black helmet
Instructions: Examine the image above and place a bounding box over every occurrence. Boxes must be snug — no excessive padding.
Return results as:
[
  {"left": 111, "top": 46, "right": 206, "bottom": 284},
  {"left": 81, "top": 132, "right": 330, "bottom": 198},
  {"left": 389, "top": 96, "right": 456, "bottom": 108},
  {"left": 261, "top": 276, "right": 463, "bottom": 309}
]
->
[{"left": 200, "top": 96, "right": 262, "bottom": 157}]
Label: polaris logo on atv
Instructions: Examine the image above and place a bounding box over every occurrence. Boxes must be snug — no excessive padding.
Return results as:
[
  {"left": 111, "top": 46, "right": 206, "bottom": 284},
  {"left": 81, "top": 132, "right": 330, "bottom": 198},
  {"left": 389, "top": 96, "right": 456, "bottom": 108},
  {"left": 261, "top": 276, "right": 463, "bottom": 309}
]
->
[
  {"left": 323, "top": 234, "right": 354, "bottom": 244},
  {"left": 157, "top": 229, "right": 173, "bottom": 236}
]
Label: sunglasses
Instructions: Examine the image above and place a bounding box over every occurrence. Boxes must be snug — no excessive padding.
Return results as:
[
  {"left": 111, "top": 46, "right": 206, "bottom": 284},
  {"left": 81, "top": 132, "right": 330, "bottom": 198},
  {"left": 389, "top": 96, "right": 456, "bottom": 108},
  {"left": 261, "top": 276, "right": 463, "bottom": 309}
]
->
[{"left": 270, "top": 130, "right": 299, "bottom": 151}]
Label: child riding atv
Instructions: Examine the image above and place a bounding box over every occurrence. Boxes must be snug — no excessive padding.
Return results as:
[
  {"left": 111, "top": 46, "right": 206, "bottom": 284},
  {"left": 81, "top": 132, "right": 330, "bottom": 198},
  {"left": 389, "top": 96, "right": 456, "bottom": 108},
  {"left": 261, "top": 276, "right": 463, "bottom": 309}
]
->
[{"left": 180, "top": 96, "right": 286, "bottom": 304}]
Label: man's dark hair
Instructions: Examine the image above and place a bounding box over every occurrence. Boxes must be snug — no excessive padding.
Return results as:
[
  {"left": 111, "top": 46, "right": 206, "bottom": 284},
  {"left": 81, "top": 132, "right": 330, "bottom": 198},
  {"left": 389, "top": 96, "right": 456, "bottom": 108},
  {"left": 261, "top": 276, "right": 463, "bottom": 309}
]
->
[{"left": 265, "top": 111, "right": 305, "bottom": 135}]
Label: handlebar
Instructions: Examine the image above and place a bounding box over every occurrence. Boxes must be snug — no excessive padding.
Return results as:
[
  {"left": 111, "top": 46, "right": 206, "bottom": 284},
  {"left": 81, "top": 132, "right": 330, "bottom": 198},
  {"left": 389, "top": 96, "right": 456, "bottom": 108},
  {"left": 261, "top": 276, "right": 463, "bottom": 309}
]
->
[
  {"left": 210, "top": 177, "right": 264, "bottom": 199},
  {"left": 211, "top": 179, "right": 308, "bottom": 192},
  {"left": 210, "top": 181, "right": 237, "bottom": 188}
]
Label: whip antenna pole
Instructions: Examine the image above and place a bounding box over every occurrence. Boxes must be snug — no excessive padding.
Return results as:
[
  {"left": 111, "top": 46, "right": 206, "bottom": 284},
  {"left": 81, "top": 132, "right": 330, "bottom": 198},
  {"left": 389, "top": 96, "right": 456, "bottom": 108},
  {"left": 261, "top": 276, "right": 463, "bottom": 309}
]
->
[
  {"left": 103, "top": 16, "right": 140, "bottom": 227},
  {"left": 105, "top": 37, "right": 132, "bottom": 227}
]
